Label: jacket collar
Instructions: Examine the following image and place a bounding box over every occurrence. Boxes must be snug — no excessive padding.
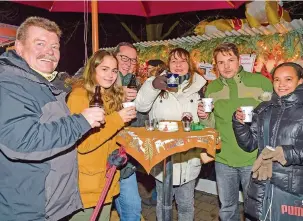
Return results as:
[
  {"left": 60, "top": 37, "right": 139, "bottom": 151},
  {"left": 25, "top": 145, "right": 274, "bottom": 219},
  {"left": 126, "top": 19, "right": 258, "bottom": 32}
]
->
[
  {"left": 181, "top": 72, "right": 206, "bottom": 94},
  {"left": 271, "top": 84, "right": 303, "bottom": 107},
  {"left": 219, "top": 66, "right": 244, "bottom": 86},
  {"left": 0, "top": 50, "right": 62, "bottom": 95}
]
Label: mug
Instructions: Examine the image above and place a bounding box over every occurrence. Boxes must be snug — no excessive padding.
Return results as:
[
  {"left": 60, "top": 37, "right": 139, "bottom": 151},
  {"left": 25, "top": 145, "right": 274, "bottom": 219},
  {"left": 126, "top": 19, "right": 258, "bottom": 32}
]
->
[{"left": 166, "top": 73, "right": 179, "bottom": 88}]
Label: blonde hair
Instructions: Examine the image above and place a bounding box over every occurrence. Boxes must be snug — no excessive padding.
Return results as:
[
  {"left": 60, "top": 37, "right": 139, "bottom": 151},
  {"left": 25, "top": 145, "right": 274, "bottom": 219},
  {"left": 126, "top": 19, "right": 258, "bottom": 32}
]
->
[
  {"left": 82, "top": 50, "right": 124, "bottom": 114},
  {"left": 17, "top": 17, "right": 62, "bottom": 42}
]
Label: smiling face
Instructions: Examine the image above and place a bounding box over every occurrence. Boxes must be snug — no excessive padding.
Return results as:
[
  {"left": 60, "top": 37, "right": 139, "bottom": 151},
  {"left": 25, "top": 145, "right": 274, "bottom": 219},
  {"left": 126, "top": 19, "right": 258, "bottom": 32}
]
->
[
  {"left": 215, "top": 50, "right": 240, "bottom": 79},
  {"left": 273, "top": 66, "right": 303, "bottom": 97},
  {"left": 15, "top": 26, "right": 60, "bottom": 74},
  {"left": 169, "top": 52, "right": 189, "bottom": 76},
  {"left": 95, "top": 55, "right": 119, "bottom": 89},
  {"left": 116, "top": 45, "right": 137, "bottom": 76}
]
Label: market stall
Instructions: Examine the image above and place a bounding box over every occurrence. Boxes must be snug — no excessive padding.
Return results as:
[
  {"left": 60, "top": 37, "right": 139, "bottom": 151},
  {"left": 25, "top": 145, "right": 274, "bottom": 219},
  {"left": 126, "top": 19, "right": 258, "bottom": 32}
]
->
[
  {"left": 132, "top": 18, "right": 303, "bottom": 84},
  {"left": 102, "top": 16, "right": 303, "bottom": 200}
]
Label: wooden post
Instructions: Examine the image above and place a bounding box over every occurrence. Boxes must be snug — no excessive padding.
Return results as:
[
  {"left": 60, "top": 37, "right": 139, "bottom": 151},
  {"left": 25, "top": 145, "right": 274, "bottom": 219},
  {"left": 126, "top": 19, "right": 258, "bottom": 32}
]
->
[{"left": 91, "top": 0, "right": 99, "bottom": 53}]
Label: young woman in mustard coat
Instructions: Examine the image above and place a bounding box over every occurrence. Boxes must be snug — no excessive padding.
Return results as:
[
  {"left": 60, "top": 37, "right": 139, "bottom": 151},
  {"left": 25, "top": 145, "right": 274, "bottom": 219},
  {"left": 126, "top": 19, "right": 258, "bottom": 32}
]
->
[{"left": 67, "top": 50, "right": 137, "bottom": 221}]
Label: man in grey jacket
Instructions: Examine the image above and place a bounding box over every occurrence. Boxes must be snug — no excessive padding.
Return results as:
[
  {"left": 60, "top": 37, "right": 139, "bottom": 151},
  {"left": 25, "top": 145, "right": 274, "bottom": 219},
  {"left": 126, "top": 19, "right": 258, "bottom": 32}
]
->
[{"left": 0, "top": 17, "right": 105, "bottom": 221}]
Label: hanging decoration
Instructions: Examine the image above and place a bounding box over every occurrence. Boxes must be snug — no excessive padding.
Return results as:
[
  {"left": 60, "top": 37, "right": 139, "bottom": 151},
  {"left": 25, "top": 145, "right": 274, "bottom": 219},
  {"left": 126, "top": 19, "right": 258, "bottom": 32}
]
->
[
  {"left": 136, "top": 29, "right": 303, "bottom": 82},
  {"left": 245, "top": 0, "right": 291, "bottom": 28},
  {"left": 194, "top": 19, "right": 249, "bottom": 36},
  {"left": 194, "top": 0, "right": 291, "bottom": 37}
]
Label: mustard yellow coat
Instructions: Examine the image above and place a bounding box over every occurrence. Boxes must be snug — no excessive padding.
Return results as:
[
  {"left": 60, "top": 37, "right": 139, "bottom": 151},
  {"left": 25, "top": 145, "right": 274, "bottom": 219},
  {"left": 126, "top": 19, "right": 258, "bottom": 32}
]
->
[{"left": 67, "top": 86, "right": 124, "bottom": 208}]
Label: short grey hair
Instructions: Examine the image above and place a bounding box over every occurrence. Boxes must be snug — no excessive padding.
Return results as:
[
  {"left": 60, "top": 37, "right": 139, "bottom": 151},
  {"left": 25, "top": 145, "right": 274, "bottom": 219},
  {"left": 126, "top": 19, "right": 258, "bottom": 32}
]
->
[
  {"left": 17, "top": 16, "right": 62, "bottom": 42},
  {"left": 113, "top": 42, "right": 137, "bottom": 56}
]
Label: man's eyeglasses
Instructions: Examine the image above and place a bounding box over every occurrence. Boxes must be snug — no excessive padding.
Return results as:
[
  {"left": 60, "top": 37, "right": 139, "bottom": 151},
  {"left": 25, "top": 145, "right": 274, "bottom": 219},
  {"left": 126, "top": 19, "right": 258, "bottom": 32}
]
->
[{"left": 118, "top": 55, "right": 137, "bottom": 65}]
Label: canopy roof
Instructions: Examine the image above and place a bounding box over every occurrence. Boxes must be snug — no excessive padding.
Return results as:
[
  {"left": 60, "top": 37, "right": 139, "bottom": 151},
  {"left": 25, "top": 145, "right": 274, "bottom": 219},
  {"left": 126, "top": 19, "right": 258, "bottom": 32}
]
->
[
  {"left": 102, "top": 19, "right": 303, "bottom": 50},
  {"left": 14, "top": 1, "right": 246, "bottom": 17}
]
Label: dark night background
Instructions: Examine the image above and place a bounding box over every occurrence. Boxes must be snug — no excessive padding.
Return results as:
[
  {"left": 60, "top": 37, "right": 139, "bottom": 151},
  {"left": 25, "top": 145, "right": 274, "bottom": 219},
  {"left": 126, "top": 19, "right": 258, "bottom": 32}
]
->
[{"left": 0, "top": 1, "right": 302, "bottom": 75}]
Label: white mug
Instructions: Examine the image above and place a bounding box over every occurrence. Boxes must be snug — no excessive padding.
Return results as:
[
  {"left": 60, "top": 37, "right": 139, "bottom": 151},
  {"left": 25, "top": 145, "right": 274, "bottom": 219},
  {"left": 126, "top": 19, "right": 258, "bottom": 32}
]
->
[
  {"left": 122, "top": 102, "right": 135, "bottom": 108},
  {"left": 241, "top": 106, "right": 254, "bottom": 123},
  {"left": 202, "top": 98, "right": 213, "bottom": 113}
]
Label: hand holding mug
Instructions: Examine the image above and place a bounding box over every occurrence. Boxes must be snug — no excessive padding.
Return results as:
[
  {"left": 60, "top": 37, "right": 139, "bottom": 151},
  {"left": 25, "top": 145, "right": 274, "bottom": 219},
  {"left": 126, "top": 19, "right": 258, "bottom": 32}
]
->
[
  {"left": 235, "top": 107, "right": 245, "bottom": 124},
  {"left": 197, "top": 103, "right": 209, "bottom": 119},
  {"left": 118, "top": 107, "right": 137, "bottom": 123},
  {"left": 152, "top": 75, "right": 167, "bottom": 90}
]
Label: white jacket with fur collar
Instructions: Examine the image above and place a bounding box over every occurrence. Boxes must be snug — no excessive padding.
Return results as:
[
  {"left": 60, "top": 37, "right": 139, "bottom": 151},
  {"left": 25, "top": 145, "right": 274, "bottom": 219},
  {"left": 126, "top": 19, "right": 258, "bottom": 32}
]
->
[{"left": 135, "top": 72, "right": 206, "bottom": 185}]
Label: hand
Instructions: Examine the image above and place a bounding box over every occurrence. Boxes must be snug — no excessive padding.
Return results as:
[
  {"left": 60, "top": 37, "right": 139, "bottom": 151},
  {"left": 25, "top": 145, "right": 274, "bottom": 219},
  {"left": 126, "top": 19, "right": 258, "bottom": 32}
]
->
[
  {"left": 262, "top": 146, "right": 287, "bottom": 166},
  {"left": 118, "top": 107, "right": 137, "bottom": 123},
  {"left": 123, "top": 86, "right": 137, "bottom": 102},
  {"left": 81, "top": 107, "right": 105, "bottom": 128},
  {"left": 152, "top": 75, "right": 167, "bottom": 90},
  {"left": 200, "top": 152, "right": 214, "bottom": 164},
  {"left": 108, "top": 149, "right": 127, "bottom": 168},
  {"left": 252, "top": 147, "right": 274, "bottom": 172},
  {"left": 197, "top": 103, "right": 209, "bottom": 119},
  {"left": 252, "top": 146, "right": 275, "bottom": 180},
  {"left": 252, "top": 159, "right": 272, "bottom": 181},
  {"left": 235, "top": 107, "right": 245, "bottom": 124}
]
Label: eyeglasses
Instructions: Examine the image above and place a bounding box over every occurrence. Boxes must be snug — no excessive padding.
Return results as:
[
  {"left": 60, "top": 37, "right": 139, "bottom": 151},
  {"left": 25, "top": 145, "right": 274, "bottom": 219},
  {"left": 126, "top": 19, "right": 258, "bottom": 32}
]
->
[{"left": 118, "top": 55, "right": 137, "bottom": 65}]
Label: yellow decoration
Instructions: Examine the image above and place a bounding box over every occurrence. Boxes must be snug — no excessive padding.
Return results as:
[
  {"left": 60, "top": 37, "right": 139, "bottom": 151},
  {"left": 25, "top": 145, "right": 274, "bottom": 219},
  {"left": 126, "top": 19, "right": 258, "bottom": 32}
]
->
[
  {"left": 194, "top": 19, "right": 247, "bottom": 36},
  {"left": 194, "top": 1, "right": 291, "bottom": 36},
  {"left": 245, "top": 1, "right": 291, "bottom": 28}
]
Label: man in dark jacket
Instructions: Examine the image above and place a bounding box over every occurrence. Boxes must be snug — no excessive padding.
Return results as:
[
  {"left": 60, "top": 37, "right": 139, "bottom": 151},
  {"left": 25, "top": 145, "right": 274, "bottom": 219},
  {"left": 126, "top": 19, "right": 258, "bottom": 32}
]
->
[{"left": 0, "top": 17, "right": 105, "bottom": 221}]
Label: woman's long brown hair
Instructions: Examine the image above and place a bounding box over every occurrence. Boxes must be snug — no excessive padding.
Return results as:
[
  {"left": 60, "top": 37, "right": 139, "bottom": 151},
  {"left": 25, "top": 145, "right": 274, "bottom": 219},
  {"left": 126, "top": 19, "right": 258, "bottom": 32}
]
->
[
  {"left": 82, "top": 50, "right": 124, "bottom": 114},
  {"left": 160, "top": 48, "right": 194, "bottom": 98}
]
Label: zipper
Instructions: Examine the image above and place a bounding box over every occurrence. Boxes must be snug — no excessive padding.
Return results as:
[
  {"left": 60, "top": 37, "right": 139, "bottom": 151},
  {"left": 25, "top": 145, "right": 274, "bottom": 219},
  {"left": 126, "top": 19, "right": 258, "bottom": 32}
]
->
[
  {"left": 271, "top": 104, "right": 293, "bottom": 190},
  {"left": 272, "top": 105, "right": 284, "bottom": 148}
]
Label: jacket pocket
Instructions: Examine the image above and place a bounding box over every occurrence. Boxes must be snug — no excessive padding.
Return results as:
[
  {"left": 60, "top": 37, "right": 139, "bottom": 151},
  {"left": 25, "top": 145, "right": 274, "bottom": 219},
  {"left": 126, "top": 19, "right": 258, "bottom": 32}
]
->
[
  {"left": 245, "top": 178, "right": 267, "bottom": 219},
  {"left": 78, "top": 166, "right": 106, "bottom": 193}
]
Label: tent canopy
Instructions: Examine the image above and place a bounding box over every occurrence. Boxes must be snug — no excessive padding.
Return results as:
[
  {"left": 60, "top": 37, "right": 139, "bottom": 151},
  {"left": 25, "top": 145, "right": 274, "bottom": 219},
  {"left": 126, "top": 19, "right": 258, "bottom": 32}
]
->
[{"left": 14, "top": 1, "right": 246, "bottom": 17}]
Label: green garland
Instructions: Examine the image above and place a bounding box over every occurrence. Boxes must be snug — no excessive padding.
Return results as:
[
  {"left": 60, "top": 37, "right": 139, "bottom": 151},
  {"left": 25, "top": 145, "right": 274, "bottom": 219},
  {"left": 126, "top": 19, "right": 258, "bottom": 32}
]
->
[{"left": 137, "top": 28, "right": 303, "bottom": 65}]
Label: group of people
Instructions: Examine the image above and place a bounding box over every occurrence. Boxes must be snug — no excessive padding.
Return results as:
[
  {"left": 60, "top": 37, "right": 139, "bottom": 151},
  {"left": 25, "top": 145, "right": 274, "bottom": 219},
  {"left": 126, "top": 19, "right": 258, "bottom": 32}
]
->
[
  {"left": 0, "top": 17, "right": 140, "bottom": 221},
  {"left": 0, "top": 15, "right": 302, "bottom": 221},
  {"left": 198, "top": 44, "right": 303, "bottom": 221}
]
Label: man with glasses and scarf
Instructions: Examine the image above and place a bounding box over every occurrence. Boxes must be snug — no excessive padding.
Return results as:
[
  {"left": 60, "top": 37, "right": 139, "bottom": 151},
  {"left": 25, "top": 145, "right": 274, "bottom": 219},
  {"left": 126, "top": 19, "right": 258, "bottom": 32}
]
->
[
  {"left": 113, "top": 42, "right": 145, "bottom": 221},
  {"left": 115, "top": 42, "right": 139, "bottom": 100}
]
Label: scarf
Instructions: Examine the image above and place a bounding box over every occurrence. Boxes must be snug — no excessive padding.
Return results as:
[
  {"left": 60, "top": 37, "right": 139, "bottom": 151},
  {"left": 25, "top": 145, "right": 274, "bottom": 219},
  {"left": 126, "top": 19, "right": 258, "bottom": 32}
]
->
[
  {"left": 178, "top": 73, "right": 190, "bottom": 84},
  {"left": 30, "top": 66, "right": 58, "bottom": 82}
]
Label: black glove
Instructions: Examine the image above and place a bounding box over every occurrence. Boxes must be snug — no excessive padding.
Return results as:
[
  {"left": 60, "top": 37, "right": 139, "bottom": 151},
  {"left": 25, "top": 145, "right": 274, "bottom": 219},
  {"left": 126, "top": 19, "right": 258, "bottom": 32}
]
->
[
  {"left": 120, "top": 162, "right": 136, "bottom": 180},
  {"left": 152, "top": 75, "right": 167, "bottom": 90},
  {"left": 107, "top": 149, "right": 127, "bottom": 168}
]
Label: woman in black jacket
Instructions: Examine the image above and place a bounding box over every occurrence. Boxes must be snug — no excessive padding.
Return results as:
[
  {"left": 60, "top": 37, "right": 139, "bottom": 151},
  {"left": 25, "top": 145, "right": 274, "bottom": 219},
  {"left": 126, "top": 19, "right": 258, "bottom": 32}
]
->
[{"left": 232, "top": 62, "right": 303, "bottom": 221}]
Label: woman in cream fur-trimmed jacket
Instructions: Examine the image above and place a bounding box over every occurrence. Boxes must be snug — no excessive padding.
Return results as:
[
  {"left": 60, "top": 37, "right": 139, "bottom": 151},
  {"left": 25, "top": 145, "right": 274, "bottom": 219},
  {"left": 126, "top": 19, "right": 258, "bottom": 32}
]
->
[{"left": 135, "top": 48, "right": 206, "bottom": 221}]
